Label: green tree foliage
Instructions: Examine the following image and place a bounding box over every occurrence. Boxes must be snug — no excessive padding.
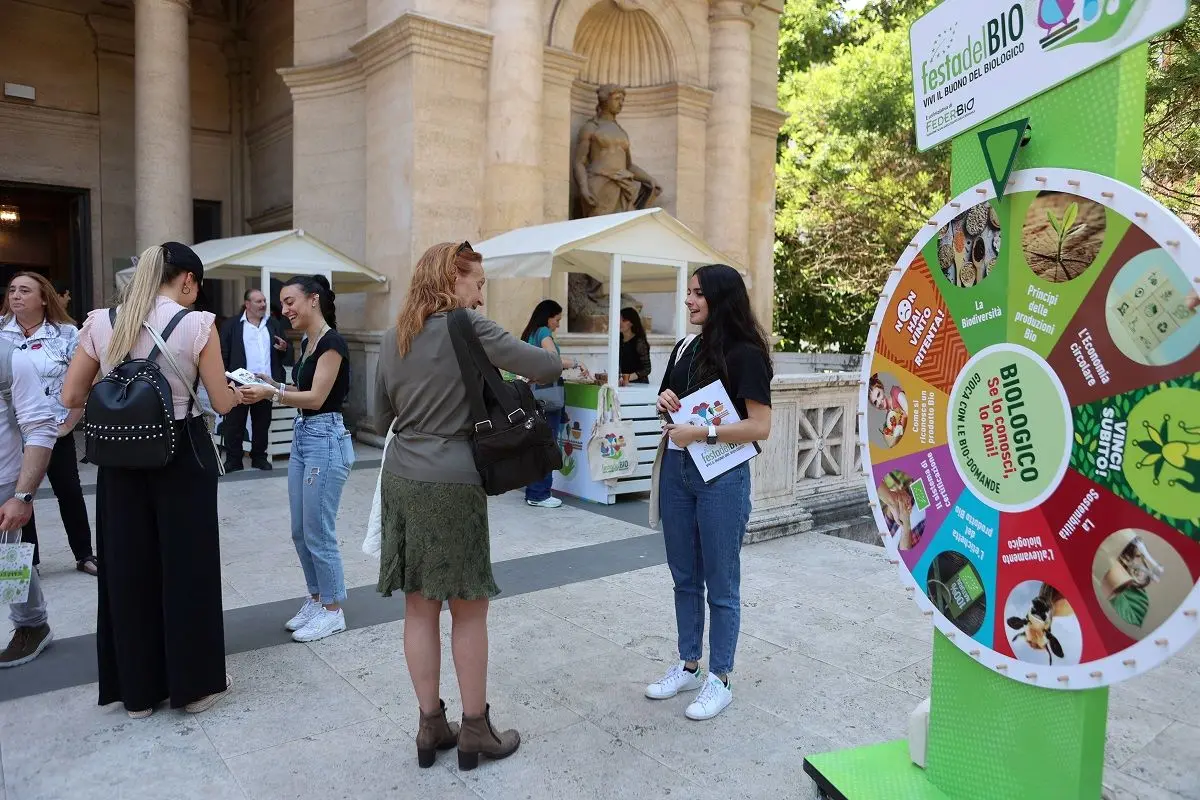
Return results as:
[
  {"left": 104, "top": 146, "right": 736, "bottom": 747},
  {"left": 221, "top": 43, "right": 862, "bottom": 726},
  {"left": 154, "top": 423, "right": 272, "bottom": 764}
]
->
[
  {"left": 774, "top": 1, "right": 1199, "bottom": 353},
  {"left": 1144, "top": 5, "right": 1199, "bottom": 228},
  {"left": 775, "top": 0, "right": 946, "bottom": 353}
]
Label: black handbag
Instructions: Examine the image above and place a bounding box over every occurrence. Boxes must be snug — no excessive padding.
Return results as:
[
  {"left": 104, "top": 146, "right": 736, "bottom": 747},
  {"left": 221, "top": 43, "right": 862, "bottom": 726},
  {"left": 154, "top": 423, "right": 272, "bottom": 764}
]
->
[
  {"left": 447, "top": 308, "right": 562, "bottom": 496},
  {"left": 84, "top": 308, "right": 194, "bottom": 469}
]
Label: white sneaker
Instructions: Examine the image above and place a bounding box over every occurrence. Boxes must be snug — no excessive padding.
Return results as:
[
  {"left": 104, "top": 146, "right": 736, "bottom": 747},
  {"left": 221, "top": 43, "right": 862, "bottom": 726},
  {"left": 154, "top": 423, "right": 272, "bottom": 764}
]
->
[
  {"left": 526, "top": 497, "right": 563, "bottom": 509},
  {"left": 645, "top": 662, "right": 704, "bottom": 700},
  {"left": 291, "top": 607, "right": 346, "bottom": 642},
  {"left": 686, "top": 673, "right": 732, "bottom": 720},
  {"left": 285, "top": 598, "right": 322, "bottom": 632}
]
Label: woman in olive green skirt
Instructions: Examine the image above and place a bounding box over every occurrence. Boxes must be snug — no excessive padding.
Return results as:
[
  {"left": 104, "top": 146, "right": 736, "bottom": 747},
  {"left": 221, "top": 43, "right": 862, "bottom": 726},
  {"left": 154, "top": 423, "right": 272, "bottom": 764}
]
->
[{"left": 372, "top": 241, "right": 561, "bottom": 770}]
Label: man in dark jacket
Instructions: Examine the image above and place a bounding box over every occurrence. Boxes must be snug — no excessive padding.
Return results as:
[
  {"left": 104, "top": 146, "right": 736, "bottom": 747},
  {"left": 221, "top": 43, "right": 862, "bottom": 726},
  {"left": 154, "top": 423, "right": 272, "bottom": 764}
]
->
[{"left": 219, "top": 289, "right": 291, "bottom": 470}]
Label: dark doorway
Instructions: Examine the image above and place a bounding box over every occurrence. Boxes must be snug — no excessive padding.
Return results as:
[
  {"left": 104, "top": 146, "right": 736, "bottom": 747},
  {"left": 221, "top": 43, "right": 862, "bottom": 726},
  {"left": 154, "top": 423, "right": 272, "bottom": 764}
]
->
[
  {"left": 0, "top": 182, "right": 92, "bottom": 319},
  {"left": 193, "top": 199, "right": 223, "bottom": 316}
]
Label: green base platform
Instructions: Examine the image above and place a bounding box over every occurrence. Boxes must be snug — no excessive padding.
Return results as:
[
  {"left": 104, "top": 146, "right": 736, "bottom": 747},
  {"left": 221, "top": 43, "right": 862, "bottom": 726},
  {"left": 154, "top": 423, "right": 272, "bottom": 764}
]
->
[
  {"left": 804, "top": 633, "right": 1107, "bottom": 800},
  {"left": 804, "top": 741, "right": 950, "bottom": 800}
]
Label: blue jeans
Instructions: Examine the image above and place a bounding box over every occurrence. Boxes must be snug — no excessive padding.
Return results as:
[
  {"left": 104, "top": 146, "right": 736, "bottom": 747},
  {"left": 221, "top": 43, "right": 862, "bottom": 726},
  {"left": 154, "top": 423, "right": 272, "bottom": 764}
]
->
[
  {"left": 289, "top": 413, "right": 354, "bottom": 604},
  {"left": 658, "top": 448, "right": 752, "bottom": 675},
  {"left": 525, "top": 408, "right": 562, "bottom": 502}
]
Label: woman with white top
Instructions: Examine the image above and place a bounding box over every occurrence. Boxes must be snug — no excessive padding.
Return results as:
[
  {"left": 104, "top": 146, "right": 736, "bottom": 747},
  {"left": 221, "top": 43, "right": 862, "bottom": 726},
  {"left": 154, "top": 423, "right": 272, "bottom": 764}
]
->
[
  {"left": 63, "top": 242, "right": 244, "bottom": 718},
  {"left": 0, "top": 273, "right": 95, "bottom": 575}
]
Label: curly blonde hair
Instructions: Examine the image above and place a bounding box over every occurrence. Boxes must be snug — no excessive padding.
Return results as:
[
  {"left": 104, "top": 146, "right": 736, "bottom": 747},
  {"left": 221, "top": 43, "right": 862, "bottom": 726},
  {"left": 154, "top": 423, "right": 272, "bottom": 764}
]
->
[{"left": 394, "top": 242, "right": 482, "bottom": 356}]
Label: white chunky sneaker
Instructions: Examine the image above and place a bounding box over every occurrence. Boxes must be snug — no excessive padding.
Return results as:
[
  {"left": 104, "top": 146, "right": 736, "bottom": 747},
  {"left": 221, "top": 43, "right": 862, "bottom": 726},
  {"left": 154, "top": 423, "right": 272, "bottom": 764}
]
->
[
  {"left": 285, "top": 598, "right": 322, "bottom": 632},
  {"left": 292, "top": 607, "right": 346, "bottom": 642},
  {"left": 686, "top": 673, "right": 733, "bottom": 720},
  {"left": 645, "top": 662, "right": 704, "bottom": 700},
  {"left": 526, "top": 497, "right": 563, "bottom": 509}
]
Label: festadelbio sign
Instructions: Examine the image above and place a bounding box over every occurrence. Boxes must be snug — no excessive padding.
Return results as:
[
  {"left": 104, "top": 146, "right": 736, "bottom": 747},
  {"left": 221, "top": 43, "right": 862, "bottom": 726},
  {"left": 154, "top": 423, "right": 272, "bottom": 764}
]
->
[{"left": 910, "top": 0, "right": 1190, "bottom": 151}]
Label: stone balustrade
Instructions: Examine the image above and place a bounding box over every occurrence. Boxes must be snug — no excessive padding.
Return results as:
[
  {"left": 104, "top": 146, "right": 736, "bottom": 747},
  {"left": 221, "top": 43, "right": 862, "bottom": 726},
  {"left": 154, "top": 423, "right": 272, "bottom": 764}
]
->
[{"left": 746, "top": 372, "right": 872, "bottom": 543}]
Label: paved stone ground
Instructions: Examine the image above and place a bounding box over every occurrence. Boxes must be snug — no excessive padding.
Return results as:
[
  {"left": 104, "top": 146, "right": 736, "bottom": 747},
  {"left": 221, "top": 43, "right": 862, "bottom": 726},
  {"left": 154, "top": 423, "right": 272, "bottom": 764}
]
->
[{"left": 2, "top": 449, "right": 1197, "bottom": 800}]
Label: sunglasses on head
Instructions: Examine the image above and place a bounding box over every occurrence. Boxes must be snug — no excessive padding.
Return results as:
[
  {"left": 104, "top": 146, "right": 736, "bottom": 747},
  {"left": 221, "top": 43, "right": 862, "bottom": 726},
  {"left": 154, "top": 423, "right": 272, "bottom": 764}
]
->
[{"left": 457, "top": 241, "right": 473, "bottom": 255}]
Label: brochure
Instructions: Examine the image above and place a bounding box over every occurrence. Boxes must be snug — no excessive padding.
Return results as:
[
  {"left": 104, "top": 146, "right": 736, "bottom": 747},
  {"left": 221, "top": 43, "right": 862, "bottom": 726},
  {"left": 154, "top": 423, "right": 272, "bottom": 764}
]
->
[{"left": 668, "top": 380, "right": 758, "bottom": 482}]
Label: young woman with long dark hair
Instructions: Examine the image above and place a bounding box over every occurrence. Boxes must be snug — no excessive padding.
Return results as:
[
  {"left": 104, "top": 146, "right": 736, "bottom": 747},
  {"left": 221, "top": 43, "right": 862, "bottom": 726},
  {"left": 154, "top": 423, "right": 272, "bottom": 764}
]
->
[
  {"left": 1, "top": 273, "right": 95, "bottom": 576},
  {"left": 618, "top": 306, "right": 651, "bottom": 385},
  {"left": 62, "top": 242, "right": 244, "bottom": 717},
  {"left": 239, "top": 275, "right": 354, "bottom": 643},
  {"left": 644, "top": 263, "right": 773, "bottom": 721},
  {"left": 518, "top": 299, "right": 587, "bottom": 508}
]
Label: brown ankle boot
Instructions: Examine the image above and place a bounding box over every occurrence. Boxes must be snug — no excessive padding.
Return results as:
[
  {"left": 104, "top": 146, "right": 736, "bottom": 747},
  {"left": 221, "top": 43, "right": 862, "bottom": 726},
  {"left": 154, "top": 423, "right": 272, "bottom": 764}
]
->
[
  {"left": 456, "top": 704, "right": 520, "bottom": 770},
  {"left": 416, "top": 699, "right": 459, "bottom": 768}
]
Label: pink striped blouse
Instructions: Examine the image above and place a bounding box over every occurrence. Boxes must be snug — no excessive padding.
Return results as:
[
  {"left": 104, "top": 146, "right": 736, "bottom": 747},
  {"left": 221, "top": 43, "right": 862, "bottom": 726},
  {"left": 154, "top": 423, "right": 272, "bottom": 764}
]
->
[{"left": 80, "top": 296, "right": 215, "bottom": 420}]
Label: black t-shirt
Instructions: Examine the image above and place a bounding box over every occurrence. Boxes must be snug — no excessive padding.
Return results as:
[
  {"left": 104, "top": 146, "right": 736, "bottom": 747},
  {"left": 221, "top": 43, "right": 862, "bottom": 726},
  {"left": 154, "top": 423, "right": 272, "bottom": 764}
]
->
[
  {"left": 295, "top": 329, "right": 350, "bottom": 416},
  {"left": 662, "top": 337, "right": 772, "bottom": 421},
  {"left": 619, "top": 336, "right": 651, "bottom": 384}
]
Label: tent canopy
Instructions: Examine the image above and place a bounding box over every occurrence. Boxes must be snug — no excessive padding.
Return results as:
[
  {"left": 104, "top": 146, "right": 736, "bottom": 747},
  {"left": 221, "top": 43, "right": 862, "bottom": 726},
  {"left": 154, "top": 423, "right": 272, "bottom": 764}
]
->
[
  {"left": 115, "top": 229, "right": 387, "bottom": 294},
  {"left": 474, "top": 208, "right": 745, "bottom": 292}
]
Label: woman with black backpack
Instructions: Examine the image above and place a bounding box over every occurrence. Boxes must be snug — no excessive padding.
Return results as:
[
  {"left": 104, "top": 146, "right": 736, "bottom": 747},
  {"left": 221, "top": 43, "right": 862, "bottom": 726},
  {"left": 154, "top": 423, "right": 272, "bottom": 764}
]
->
[
  {"left": 62, "top": 242, "right": 244, "bottom": 718},
  {"left": 371, "top": 242, "right": 561, "bottom": 770}
]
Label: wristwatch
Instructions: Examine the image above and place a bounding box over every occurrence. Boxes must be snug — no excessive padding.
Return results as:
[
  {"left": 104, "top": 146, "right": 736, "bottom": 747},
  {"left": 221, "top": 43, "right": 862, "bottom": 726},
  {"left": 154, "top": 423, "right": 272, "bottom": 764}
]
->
[
  {"left": 14, "top": 492, "right": 33, "bottom": 504},
  {"left": 706, "top": 424, "right": 718, "bottom": 445}
]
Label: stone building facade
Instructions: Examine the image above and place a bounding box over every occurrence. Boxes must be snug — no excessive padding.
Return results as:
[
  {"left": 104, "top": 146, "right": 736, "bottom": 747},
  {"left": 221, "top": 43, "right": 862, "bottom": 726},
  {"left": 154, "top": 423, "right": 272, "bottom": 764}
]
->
[{"left": 0, "top": 0, "right": 783, "bottom": 422}]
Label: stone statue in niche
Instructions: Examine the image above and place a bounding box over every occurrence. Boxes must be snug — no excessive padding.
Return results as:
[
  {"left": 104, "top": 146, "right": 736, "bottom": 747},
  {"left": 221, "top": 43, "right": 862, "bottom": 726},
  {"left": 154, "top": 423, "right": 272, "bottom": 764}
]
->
[
  {"left": 574, "top": 84, "right": 662, "bottom": 217},
  {"left": 569, "top": 84, "right": 661, "bottom": 332}
]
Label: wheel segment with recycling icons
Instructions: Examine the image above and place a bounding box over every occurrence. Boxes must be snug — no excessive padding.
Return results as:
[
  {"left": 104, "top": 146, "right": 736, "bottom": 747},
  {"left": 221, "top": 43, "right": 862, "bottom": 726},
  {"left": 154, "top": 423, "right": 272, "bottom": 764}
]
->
[{"left": 860, "top": 168, "right": 1200, "bottom": 689}]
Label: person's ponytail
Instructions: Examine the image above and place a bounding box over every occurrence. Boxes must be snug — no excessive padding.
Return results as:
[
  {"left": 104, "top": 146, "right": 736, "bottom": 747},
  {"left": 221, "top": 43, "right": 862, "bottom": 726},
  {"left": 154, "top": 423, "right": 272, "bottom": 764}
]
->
[
  {"left": 108, "top": 245, "right": 169, "bottom": 363},
  {"left": 312, "top": 274, "right": 337, "bottom": 330}
]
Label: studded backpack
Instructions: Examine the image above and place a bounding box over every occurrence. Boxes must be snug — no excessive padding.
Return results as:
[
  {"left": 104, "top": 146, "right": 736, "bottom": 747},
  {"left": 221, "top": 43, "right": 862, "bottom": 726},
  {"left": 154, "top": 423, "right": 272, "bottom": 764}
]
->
[{"left": 84, "top": 307, "right": 195, "bottom": 469}]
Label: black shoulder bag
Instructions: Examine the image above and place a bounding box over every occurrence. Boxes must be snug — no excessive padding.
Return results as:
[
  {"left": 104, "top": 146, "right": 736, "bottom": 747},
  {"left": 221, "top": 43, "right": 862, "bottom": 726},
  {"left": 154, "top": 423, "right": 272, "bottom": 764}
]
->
[{"left": 446, "top": 309, "right": 562, "bottom": 495}]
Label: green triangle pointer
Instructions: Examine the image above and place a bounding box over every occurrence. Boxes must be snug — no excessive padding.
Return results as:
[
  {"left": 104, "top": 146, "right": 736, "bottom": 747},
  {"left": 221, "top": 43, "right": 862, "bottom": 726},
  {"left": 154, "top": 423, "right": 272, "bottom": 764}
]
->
[{"left": 978, "top": 117, "right": 1030, "bottom": 199}]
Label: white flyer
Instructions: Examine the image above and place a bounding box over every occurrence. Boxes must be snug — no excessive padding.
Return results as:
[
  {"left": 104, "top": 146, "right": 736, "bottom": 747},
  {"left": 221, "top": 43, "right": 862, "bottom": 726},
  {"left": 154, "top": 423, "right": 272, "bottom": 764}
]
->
[{"left": 669, "top": 380, "right": 758, "bottom": 482}]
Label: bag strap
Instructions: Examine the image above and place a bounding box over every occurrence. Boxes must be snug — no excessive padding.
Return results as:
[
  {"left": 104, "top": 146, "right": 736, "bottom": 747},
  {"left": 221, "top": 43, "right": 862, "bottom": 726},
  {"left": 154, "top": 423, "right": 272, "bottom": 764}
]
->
[
  {"left": 602, "top": 385, "right": 617, "bottom": 424},
  {"left": 142, "top": 313, "right": 201, "bottom": 418},
  {"left": 658, "top": 334, "right": 697, "bottom": 400},
  {"left": 143, "top": 320, "right": 226, "bottom": 477},
  {"left": 663, "top": 334, "right": 696, "bottom": 379},
  {"left": 446, "top": 311, "right": 491, "bottom": 428},
  {"left": 109, "top": 306, "right": 191, "bottom": 365},
  {"left": 609, "top": 385, "right": 622, "bottom": 423},
  {"left": 447, "top": 310, "right": 525, "bottom": 432}
]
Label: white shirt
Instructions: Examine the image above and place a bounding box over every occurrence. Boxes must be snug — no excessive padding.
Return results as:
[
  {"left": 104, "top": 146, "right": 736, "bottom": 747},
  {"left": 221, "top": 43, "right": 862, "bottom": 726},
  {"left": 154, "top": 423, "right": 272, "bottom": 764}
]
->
[
  {"left": 0, "top": 346, "right": 59, "bottom": 487},
  {"left": 241, "top": 313, "right": 272, "bottom": 377},
  {"left": 0, "top": 317, "right": 79, "bottom": 426}
]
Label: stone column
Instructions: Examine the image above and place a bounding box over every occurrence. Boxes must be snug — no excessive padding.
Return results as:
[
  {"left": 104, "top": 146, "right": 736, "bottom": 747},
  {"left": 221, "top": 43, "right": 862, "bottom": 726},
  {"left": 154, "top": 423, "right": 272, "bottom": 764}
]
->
[
  {"left": 482, "top": 0, "right": 546, "bottom": 335},
  {"left": 704, "top": 0, "right": 758, "bottom": 270},
  {"left": 134, "top": 0, "right": 193, "bottom": 248}
]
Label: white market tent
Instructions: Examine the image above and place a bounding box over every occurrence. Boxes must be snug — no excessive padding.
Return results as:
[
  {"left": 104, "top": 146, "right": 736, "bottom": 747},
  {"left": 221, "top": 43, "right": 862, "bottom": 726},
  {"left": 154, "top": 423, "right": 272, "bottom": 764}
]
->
[
  {"left": 474, "top": 207, "right": 743, "bottom": 387},
  {"left": 115, "top": 229, "right": 387, "bottom": 295}
]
